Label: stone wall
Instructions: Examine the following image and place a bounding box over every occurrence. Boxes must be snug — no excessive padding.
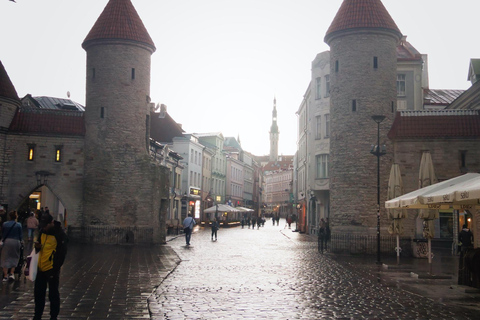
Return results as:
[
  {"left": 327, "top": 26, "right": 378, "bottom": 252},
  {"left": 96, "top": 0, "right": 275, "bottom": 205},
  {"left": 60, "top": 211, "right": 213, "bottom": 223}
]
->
[
  {"left": 328, "top": 31, "right": 398, "bottom": 235},
  {"left": 82, "top": 38, "right": 165, "bottom": 243},
  {"left": 3, "top": 133, "right": 84, "bottom": 224},
  {"left": 393, "top": 138, "right": 480, "bottom": 246}
]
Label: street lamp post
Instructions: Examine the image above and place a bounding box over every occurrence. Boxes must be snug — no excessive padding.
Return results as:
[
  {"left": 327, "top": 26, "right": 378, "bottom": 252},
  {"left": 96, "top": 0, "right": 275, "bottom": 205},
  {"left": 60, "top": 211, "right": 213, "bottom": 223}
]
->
[{"left": 371, "top": 115, "right": 386, "bottom": 265}]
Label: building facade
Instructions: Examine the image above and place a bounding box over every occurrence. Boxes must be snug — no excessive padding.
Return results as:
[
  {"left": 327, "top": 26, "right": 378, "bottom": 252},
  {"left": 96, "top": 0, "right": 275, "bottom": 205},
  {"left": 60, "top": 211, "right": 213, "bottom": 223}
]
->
[
  {"left": 197, "top": 133, "right": 227, "bottom": 207},
  {"left": 1, "top": 0, "right": 171, "bottom": 244},
  {"left": 172, "top": 134, "right": 204, "bottom": 220},
  {"left": 293, "top": 0, "right": 480, "bottom": 254}
]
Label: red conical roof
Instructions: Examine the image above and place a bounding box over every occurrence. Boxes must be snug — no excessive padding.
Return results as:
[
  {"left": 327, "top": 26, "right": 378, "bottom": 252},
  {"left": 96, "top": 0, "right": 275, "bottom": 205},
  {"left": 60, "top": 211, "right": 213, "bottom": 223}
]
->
[
  {"left": 325, "top": 0, "right": 402, "bottom": 43},
  {"left": 0, "top": 60, "right": 19, "bottom": 101},
  {"left": 82, "top": 0, "right": 155, "bottom": 52}
]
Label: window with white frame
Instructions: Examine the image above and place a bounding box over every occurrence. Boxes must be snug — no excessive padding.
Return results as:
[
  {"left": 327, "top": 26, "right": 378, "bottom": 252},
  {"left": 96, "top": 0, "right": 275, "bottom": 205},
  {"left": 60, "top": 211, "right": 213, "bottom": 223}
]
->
[
  {"left": 315, "top": 77, "right": 321, "bottom": 99},
  {"left": 315, "top": 116, "right": 321, "bottom": 140},
  {"left": 325, "top": 114, "right": 330, "bottom": 138},
  {"left": 325, "top": 75, "right": 330, "bottom": 97},
  {"left": 316, "top": 154, "right": 329, "bottom": 178},
  {"left": 397, "top": 74, "right": 406, "bottom": 96}
]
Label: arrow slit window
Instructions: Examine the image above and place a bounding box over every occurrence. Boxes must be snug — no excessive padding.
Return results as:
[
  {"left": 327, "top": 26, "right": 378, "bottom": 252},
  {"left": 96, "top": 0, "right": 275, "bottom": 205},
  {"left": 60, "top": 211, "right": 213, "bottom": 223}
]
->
[
  {"left": 27, "top": 144, "right": 35, "bottom": 161},
  {"left": 55, "top": 145, "right": 63, "bottom": 162}
]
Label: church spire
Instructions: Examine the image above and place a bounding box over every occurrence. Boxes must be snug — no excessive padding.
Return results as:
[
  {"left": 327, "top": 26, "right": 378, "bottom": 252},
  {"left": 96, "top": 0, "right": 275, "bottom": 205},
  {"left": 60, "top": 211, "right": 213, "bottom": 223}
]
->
[{"left": 269, "top": 97, "right": 279, "bottom": 162}]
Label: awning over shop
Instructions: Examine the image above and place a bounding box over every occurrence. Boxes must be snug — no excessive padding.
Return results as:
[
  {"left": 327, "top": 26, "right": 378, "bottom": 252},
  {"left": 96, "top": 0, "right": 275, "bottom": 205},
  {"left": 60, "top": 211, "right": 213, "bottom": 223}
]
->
[
  {"left": 385, "top": 172, "right": 480, "bottom": 210},
  {"left": 236, "top": 207, "right": 254, "bottom": 212},
  {"left": 204, "top": 204, "right": 239, "bottom": 213}
]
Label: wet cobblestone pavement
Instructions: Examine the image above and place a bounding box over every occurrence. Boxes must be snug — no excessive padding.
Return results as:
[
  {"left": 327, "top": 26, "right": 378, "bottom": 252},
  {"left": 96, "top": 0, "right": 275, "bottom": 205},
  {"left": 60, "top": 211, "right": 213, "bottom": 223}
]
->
[
  {"left": 150, "top": 222, "right": 480, "bottom": 320},
  {"left": 0, "top": 242, "right": 179, "bottom": 320},
  {"left": 0, "top": 221, "right": 479, "bottom": 319}
]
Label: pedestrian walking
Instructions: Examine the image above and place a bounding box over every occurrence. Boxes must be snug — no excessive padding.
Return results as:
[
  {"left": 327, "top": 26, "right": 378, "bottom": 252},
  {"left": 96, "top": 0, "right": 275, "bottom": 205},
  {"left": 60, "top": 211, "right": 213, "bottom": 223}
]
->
[
  {"left": 211, "top": 218, "right": 219, "bottom": 241},
  {"left": 257, "top": 216, "right": 262, "bottom": 230},
  {"left": 182, "top": 214, "right": 196, "bottom": 246},
  {"left": 241, "top": 216, "right": 245, "bottom": 229},
  {"left": 1, "top": 211, "right": 23, "bottom": 281},
  {"left": 251, "top": 217, "right": 256, "bottom": 229},
  {"left": 459, "top": 224, "right": 474, "bottom": 253},
  {"left": 318, "top": 218, "right": 326, "bottom": 254},
  {"left": 33, "top": 214, "right": 68, "bottom": 320},
  {"left": 26, "top": 212, "right": 39, "bottom": 241},
  {"left": 287, "top": 215, "right": 292, "bottom": 229},
  {"left": 272, "top": 215, "right": 276, "bottom": 226}
]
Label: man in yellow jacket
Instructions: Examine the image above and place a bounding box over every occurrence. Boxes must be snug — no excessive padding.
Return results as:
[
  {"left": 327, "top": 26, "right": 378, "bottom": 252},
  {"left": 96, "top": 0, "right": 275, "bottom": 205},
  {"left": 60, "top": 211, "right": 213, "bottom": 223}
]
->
[{"left": 33, "top": 214, "right": 68, "bottom": 320}]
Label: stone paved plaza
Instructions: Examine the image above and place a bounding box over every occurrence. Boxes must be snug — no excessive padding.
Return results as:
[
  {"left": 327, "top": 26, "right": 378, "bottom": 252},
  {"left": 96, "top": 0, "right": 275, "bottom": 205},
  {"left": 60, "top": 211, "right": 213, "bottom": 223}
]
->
[
  {"left": 151, "top": 221, "right": 480, "bottom": 320},
  {"left": 0, "top": 220, "right": 479, "bottom": 319}
]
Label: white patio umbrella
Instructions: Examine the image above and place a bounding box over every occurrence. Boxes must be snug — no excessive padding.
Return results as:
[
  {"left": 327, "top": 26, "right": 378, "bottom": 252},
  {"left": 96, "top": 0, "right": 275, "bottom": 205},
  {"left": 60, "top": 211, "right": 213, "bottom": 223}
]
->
[
  {"left": 386, "top": 164, "right": 406, "bottom": 264},
  {"left": 204, "top": 204, "right": 239, "bottom": 213},
  {"left": 385, "top": 174, "right": 479, "bottom": 209},
  {"left": 417, "top": 173, "right": 480, "bottom": 205}
]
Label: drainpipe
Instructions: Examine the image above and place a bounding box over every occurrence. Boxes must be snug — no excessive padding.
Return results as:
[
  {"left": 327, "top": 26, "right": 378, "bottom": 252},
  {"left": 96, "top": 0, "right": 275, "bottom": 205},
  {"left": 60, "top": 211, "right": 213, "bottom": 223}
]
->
[{"left": 172, "top": 156, "right": 179, "bottom": 219}]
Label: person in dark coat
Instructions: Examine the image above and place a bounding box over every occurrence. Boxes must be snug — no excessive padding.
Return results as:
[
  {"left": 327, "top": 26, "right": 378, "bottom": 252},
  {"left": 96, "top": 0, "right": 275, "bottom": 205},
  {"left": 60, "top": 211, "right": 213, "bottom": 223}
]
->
[
  {"left": 318, "top": 218, "right": 326, "bottom": 254},
  {"left": 459, "top": 224, "right": 474, "bottom": 253},
  {"left": 211, "top": 218, "right": 219, "bottom": 241},
  {"left": 325, "top": 218, "right": 331, "bottom": 252}
]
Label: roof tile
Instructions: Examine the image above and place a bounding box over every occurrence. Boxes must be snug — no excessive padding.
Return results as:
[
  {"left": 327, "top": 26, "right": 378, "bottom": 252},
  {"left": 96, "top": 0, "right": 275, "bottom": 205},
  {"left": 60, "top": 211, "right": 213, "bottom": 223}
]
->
[
  {"left": 424, "top": 89, "right": 464, "bottom": 106},
  {"left": 82, "top": 0, "right": 155, "bottom": 51},
  {"left": 9, "top": 109, "right": 85, "bottom": 136},
  {"left": 388, "top": 111, "right": 480, "bottom": 139},
  {"left": 325, "top": 0, "right": 401, "bottom": 42}
]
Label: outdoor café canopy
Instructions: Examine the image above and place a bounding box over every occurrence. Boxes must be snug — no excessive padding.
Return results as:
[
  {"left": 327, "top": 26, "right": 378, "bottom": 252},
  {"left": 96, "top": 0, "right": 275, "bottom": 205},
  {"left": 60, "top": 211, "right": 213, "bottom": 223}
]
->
[
  {"left": 204, "top": 204, "right": 240, "bottom": 213},
  {"left": 236, "top": 207, "right": 254, "bottom": 212},
  {"left": 385, "top": 172, "right": 480, "bottom": 210}
]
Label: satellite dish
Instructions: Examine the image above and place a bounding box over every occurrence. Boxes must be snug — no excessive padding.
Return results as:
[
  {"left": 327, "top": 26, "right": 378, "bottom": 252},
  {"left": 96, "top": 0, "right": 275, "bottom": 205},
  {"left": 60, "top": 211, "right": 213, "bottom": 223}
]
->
[{"left": 67, "top": 91, "right": 71, "bottom": 98}]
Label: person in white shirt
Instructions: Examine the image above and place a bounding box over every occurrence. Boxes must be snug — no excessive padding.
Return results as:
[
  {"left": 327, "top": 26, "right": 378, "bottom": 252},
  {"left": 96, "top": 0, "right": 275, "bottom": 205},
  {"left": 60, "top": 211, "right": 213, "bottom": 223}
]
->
[{"left": 182, "top": 214, "right": 196, "bottom": 246}]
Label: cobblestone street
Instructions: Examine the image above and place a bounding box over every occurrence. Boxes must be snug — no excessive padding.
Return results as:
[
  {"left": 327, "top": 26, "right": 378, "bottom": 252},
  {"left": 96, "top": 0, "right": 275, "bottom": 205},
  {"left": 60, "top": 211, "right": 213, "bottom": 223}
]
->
[
  {"left": 150, "top": 221, "right": 479, "bottom": 320},
  {"left": 0, "top": 221, "right": 479, "bottom": 319}
]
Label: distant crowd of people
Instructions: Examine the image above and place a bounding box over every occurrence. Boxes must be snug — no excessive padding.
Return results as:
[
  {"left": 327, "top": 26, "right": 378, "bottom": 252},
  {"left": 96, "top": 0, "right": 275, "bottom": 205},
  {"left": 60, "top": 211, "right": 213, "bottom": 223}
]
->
[{"left": 240, "top": 215, "right": 267, "bottom": 229}]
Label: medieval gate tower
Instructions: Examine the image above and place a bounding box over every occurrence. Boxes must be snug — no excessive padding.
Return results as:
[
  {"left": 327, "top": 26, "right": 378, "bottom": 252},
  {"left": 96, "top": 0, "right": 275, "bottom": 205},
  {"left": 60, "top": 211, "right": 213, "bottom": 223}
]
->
[
  {"left": 325, "top": 0, "right": 402, "bottom": 235},
  {"left": 80, "top": 0, "right": 167, "bottom": 243}
]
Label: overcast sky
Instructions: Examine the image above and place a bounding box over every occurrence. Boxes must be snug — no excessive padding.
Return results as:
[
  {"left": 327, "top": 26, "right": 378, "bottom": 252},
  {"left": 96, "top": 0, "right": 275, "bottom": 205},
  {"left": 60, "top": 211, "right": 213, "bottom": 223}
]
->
[{"left": 1, "top": 0, "right": 479, "bottom": 156}]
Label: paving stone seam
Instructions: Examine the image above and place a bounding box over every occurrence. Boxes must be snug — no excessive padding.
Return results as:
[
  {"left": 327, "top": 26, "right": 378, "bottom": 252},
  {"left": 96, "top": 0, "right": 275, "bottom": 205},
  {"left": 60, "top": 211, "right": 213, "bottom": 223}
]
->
[{"left": 147, "top": 245, "right": 182, "bottom": 319}]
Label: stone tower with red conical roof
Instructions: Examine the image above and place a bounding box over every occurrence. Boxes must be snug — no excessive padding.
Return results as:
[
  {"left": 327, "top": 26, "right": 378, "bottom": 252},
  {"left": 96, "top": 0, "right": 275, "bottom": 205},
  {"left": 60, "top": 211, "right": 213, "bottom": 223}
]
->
[
  {"left": 325, "top": 0, "right": 402, "bottom": 235},
  {"left": 81, "top": 0, "right": 168, "bottom": 243}
]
